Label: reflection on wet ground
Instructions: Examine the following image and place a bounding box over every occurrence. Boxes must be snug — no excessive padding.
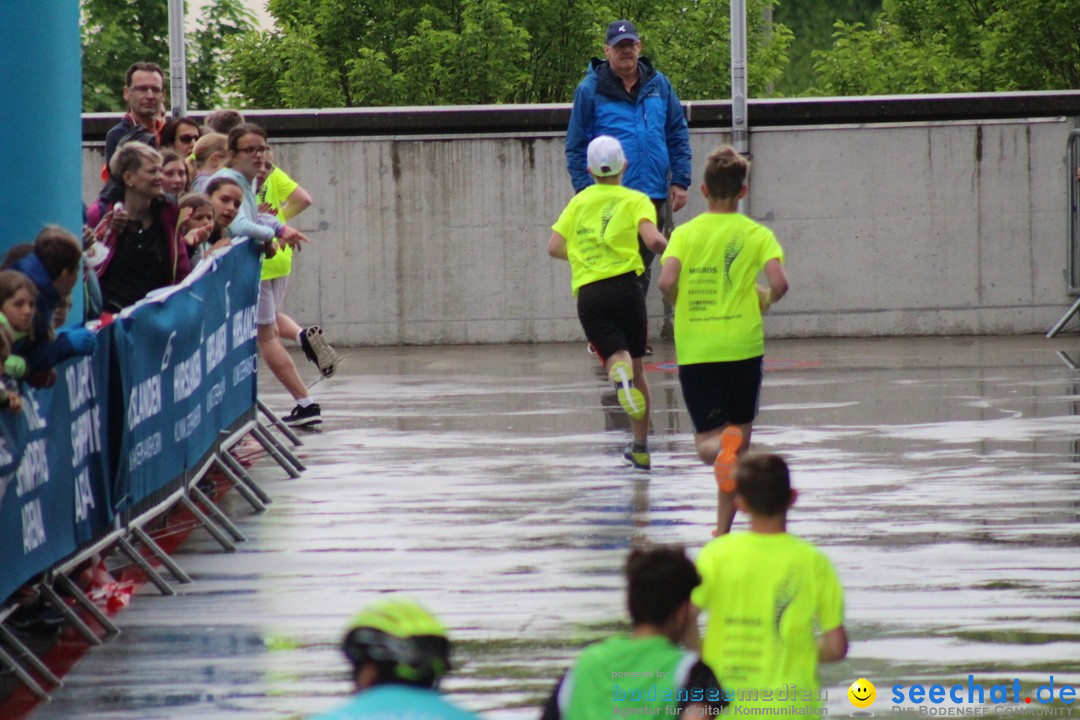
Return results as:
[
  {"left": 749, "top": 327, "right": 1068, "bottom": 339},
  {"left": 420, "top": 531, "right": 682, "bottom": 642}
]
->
[{"left": 27, "top": 337, "right": 1080, "bottom": 719}]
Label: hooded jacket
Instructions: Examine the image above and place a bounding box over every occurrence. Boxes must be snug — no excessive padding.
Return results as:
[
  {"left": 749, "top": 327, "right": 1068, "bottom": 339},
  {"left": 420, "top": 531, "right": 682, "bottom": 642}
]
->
[
  {"left": 565, "top": 57, "right": 691, "bottom": 199},
  {"left": 9, "top": 253, "right": 76, "bottom": 373}
]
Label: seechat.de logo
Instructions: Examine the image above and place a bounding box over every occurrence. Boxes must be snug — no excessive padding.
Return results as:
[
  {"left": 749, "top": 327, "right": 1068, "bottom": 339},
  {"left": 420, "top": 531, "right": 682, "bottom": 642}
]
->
[{"left": 848, "top": 678, "right": 877, "bottom": 717}]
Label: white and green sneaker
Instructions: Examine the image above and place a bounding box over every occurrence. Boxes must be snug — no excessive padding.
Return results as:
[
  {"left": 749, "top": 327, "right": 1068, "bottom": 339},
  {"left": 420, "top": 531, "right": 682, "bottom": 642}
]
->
[{"left": 609, "top": 361, "right": 646, "bottom": 420}]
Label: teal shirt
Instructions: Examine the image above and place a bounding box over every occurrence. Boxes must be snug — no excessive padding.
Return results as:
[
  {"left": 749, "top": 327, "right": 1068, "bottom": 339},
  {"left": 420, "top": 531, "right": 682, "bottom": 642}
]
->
[{"left": 310, "top": 684, "right": 480, "bottom": 720}]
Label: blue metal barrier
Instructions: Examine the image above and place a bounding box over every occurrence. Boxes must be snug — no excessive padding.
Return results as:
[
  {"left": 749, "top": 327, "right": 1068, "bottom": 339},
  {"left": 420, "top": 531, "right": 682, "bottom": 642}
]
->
[{"left": 0, "top": 241, "right": 261, "bottom": 605}]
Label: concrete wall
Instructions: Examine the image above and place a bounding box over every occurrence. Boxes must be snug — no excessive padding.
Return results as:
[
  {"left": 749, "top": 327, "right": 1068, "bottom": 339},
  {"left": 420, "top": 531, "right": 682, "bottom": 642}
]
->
[{"left": 82, "top": 115, "right": 1077, "bottom": 344}]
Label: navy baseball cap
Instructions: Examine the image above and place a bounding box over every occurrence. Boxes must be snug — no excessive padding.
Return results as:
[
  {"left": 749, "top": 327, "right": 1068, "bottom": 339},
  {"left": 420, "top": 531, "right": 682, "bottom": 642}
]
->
[{"left": 606, "top": 20, "right": 639, "bottom": 45}]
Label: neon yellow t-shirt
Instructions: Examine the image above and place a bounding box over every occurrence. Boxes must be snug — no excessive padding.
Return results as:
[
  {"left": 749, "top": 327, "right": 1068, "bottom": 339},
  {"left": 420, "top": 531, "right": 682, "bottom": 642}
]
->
[
  {"left": 660, "top": 213, "right": 783, "bottom": 364},
  {"left": 257, "top": 166, "right": 299, "bottom": 281},
  {"left": 551, "top": 184, "right": 654, "bottom": 295},
  {"left": 692, "top": 532, "right": 844, "bottom": 714}
]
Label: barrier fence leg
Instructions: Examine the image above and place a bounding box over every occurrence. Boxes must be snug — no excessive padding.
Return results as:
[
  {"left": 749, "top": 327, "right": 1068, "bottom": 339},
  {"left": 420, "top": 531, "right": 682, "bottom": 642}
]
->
[
  {"left": 0, "top": 623, "right": 62, "bottom": 687},
  {"left": 1047, "top": 296, "right": 1080, "bottom": 338},
  {"left": 219, "top": 451, "right": 273, "bottom": 506},
  {"left": 52, "top": 574, "right": 120, "bottom": 637},
  {"left": 116, "top": 536, "right": 174, "bottom": 596},
  {"left": 213, "top": 455, "right": 268, "bottom": 512},
  {"left": 179, "top": 495, "right": 237, "bottom": 553},
  {"left": 130, "top": 526, "right": 193, "bottom": 584},
  {"left": 250, "top": 424, "right": 303, "bottom": 478},
  {"left": 189, "top": 485, "right": 247, "bottom": 542},
  {"left": 258, "top": 398, "right": 303, "bottom": 447},
  {"left": 38, "top": 582, "right": 102, "bottom": 645},
  {"left": 0, "top": 641, "right": 50, "bottom": 701},
  {"left": 252, "top": 422, "right": 306, "bottom": 474}
]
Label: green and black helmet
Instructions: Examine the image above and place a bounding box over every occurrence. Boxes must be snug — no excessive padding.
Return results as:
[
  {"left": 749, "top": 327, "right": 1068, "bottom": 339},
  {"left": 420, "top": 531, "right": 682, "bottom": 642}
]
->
[{"left": 342, "top": 598, "right": 452, "bottom": 688}]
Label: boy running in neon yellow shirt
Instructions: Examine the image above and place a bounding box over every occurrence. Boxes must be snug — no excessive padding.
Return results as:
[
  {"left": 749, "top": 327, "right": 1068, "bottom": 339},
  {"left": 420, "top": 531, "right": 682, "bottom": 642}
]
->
[
  {"left": 658, "top": 146, "right": 788, "bottom": 534},
  {"left": 548, "top": 136, "right": 668, "bottom": 469},
  {"left": 693, "top": 454, "right": 848, "bottom": 716}
]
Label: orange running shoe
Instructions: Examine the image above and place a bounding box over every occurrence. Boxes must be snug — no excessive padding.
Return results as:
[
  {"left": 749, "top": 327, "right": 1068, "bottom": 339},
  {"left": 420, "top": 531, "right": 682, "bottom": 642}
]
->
[{"left": 714, "top": 426, "right": 744, "bottom": 492}]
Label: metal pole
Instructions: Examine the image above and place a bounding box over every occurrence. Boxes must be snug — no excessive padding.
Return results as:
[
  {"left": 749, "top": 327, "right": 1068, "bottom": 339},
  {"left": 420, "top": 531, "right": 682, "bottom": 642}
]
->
[
  {"left": 167, "top": 0, "right": 188, "bottom": 116},
  {"left": 730, "top": 0, "right": 749, "bottom": 213}
]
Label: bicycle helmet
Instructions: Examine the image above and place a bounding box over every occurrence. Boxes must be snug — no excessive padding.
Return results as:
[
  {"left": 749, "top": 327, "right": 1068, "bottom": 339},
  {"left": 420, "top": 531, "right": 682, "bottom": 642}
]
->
[{"left": 342, "top": 597, "right": 452, "bottom": 688}]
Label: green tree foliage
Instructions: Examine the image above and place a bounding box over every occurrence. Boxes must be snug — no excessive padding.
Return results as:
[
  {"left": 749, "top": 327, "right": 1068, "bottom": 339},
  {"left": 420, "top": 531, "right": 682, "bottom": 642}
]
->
[
  {"left": 812, "top": 0, "right": 1080, "bottom": 95},
  {"left": 81, "top": 0, "right": 254, "bottom": 112},
  {"left": 772, "top": 0, "right": 879, "bottom": 95},
  {"left": 224, "top": 0, "right": 792, "bottom": 108}
]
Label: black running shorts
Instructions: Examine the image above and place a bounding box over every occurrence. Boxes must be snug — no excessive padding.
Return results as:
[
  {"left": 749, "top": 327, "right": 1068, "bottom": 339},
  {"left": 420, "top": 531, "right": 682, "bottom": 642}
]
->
[
  {"left": 678, "top": 356, "right": 764, "bottom": 433},
  {"left": 576, "top": 272, "right": 648, "bottom": 360}
]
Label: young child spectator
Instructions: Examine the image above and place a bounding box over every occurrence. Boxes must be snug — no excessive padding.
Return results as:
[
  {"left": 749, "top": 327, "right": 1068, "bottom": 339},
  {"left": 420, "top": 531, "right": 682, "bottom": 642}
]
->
[
  {"left": 0, "top": 269, "right": 36, "bottom": 407},
  {"left": 658, "top": 146, "right": 788, "bottom": 535},
  {"left": 6, "top": 229, "right": 95, "bottom": 386},
  {"left": 204, "top": 177, "right": 247, "bottom": 256},
  {"left": 177, "top": 192, "right": 216, "bottom": 265},
  {"left": 547, "top": 135, "right": 667, "bottom": 469},
  {"left": 190, "top": 133, "right": 228, "bottom": 194},
  {"left": 692, "top": 454, "right": 847, "bottom": 716},
  {"left": 161, "top": 149, "right": 190, "bottom": 197},
  {"left": 540, "top": 546, "right": 726, "bottom": 720}
]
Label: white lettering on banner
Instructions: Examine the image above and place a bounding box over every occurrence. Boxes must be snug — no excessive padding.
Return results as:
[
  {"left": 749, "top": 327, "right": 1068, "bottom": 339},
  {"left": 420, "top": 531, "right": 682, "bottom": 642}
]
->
[
  {"left": 205, "top": 378, "right": 225, "bottom": 413},
  {"left": 205, "top": 323, "right": 227, "bottom": 373},
  {"left": 23, "top": 395, "right": 46, "bottom": 432},
  {"left": 232, "top": 354, "right": 258, "bottom": 386},
  {"left": 0, "top": 435, "right": 12, "bottom": 467},
  {"left": 231, "top": 304, "right": 257, "bottom": 349},
  {"left": 65, "top": 358, "right": 95, "bottom": 412},
  {"left": 15, "top": 440, "right": 48, "bottom": 497},
  {"left": 70, "top": 407, "right": 102, "bottom": 468},
  {"left": 74, "top": 467, "right": 95, "bottom": 522},
  {"left": 22, "top": 498, "right": 46, "bottom": 553},
  {"left": 128, "top": 432, "right": 162, "bottom": 471},
  {"left": 174, "top": 405, "right": 202, "bottom": 442},
  {"left": 128, "top": 375, "right": 162, "bottom": 429},
  {"left": 173, "top": 349, "right": 203, "bottom": 402}
]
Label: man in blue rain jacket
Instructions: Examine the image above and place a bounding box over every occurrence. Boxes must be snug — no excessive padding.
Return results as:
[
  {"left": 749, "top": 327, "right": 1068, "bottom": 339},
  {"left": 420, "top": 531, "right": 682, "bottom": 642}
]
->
[{"left": 566, "top": 20, "right": 692, "bottom": 299}]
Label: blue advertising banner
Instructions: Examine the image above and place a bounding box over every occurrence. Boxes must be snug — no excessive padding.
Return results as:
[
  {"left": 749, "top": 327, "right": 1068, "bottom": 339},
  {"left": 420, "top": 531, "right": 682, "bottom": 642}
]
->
[
  {"left": 111, "top": 242, "right": 260, "bottom": 512},
  {"left": 0, "top": 329, "right": 113, "bottom": 604}
]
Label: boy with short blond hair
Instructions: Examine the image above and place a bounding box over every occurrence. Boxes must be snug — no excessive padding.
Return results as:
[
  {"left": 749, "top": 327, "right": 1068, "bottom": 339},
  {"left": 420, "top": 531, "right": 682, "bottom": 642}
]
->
[
  {"left": 692, "top": 454, "right": 847, "bottom": 717},
  {"left": 548, "top": 135, "right": 667, "bottom": 469},
  {"left": 658, "top": 145, "right": 788, "bottom": 534}
]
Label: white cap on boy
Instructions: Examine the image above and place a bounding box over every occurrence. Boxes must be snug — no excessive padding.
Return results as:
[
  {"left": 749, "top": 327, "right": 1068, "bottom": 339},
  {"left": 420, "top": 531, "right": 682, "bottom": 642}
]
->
[{"left": 587, "top": 135, "right": 626, "bottom": 177}]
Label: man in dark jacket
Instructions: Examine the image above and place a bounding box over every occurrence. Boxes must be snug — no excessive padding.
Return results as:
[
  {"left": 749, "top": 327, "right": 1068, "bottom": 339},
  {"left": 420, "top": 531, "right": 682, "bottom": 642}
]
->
[
  {"left": 566, "top": 20, "right": 692, "bottom": 298},
  {"left": 103, "top": 62, "right": 166, "bottom": 173}
]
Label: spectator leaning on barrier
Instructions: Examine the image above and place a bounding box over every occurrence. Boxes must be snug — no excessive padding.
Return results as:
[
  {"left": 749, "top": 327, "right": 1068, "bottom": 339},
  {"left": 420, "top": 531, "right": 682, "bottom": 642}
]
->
[
  {"left": 566, "top": 20, "right": 692, "bottom": 303},
  {"left": 312, "top": 597, "right": 480, "bottom": 720},
  {"left": 91, "top": 141, "right": 191, "bottom": 312},
  {"left": 540, "top": 545, "right": 726, "bottom": 720},
  {"left": 211, "top": 124, "right": 324, "bottom": 428},
  {"left": 6, "top": 227, "right": 96, "bottom": 387},
  {"left": 104, "top": 61, "right": 167, "bottom": 173}
]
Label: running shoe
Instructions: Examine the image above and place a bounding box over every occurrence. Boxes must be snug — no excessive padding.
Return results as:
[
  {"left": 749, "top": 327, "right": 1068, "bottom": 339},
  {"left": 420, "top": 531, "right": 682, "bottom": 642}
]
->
[
  {"left": 284, "top": 403, "right": 322, "bottom": 428},
  {"left": 300, "top": 326, "right": 338, "bottom": 378},
  {"left": 609, "top": 361, "right": 646, "bottom": 420},
  {"left": 714, "top": 426, "right": 744, "bottom": 492},
  {"left": 623, "top": 443, "right": 651, "bottom": 470}
]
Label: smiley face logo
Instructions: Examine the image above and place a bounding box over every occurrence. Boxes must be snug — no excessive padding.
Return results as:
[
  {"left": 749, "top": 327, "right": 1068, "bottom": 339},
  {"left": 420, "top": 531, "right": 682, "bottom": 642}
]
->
[{"left": 848, "top": 678, "right": 876, "bottom": 709}]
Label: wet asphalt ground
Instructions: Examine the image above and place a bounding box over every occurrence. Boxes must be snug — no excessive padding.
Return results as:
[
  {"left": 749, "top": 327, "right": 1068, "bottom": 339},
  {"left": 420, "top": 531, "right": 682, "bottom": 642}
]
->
[{"left": 22, "top": 336, "right": 1080, "bottom": 719}]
